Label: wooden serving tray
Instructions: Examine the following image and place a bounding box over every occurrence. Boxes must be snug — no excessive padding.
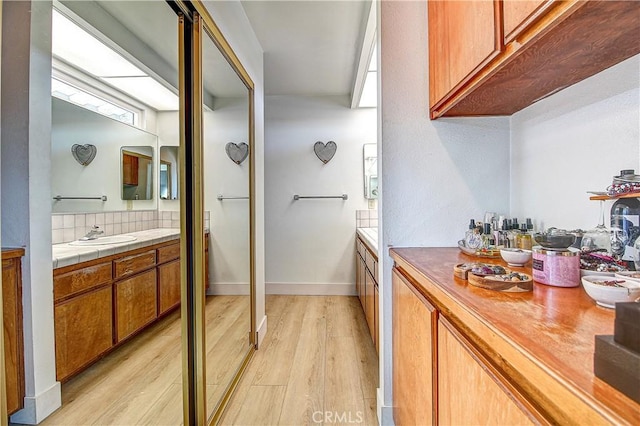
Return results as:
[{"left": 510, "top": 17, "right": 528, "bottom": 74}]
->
[
  {"left": 453, "top": 263, "right": 485, "bottom": 280},
  {"left": 468, "top": 272, "right": 533, "bottom": 292}
]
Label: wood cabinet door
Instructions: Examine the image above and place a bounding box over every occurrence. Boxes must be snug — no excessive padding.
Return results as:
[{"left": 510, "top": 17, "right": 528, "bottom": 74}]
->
[
  {"left": 122, "top": 153, "right": 139, "bottom": 186},
  {"left": 2, "top": 258, "right": 24, "bottom": 414},
  {"left": 358, "top": 253, "right": 366, "bottom": 308},
  {"left": 54, "top": 285, "right": 113, "bottom": 382},
  {"left": 428, "top": 0, "right": 500, "bottom": 109},
  {"left": 158, "top": 259, "right": 180, "bottom": 315},
  {"left": 115, "top": 269, "right": 158, "bottom": 342},
  {"left": 365, "top": 269, "right": 376, "bottom": 343},
  {"left": 503, "top": 0, "right": 555, "bottom": 43},
  {"left": 392, "top": 268, "right": 435, "bottom": 426},
  {"left": 438, "top": 318, "right": 534, "bottom": 425},
  {"left": 374, "top": 284, "right": 379, "bottom": 355}
]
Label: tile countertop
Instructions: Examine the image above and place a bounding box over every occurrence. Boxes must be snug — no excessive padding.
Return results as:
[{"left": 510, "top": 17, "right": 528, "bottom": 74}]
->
[
  {"left": 53, "top": 228, "right": 198, "bottom": 269},
  {"left": 357, "top": 227, "right": 378, "bottom": 256}
]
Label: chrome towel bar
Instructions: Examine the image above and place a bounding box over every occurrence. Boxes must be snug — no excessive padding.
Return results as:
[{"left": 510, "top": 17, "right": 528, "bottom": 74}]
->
[
  {"left": 217, "top": 195, "right": 249, "bottom": 201},
  {"left": 53, "top": 195, "right": 107, "bottom": 201},
  {"left": 293, "top": 194, "right": 348, "bottom": 201}
]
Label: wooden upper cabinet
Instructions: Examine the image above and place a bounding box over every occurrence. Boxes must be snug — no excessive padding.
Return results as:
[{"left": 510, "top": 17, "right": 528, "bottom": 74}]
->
[
  {"left": 428, "top": 0, "right": 500, "bottom": 109},
  {"left": 122, "top": 153, "right": 139, "bottom": 186},
  {"left": 429, "top": 0, "right": 640, "bottom": 118},
  {"left": 502, "top": 0, "right": 555, "bottom": 43}
]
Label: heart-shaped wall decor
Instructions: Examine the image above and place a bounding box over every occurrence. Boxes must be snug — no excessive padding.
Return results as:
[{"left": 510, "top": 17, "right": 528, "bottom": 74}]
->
[
  {"left": 314, "top": 141, "right": 337, "bottom": 164},
  {"left": 225, "top": 142, "right": 249, "bottom": 165},
  {"left": 71, "top": 144, "right": 97, "bottom": 166}
]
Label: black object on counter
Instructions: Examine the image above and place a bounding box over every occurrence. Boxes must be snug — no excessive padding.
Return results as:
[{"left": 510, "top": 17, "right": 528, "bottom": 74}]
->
[
  {"left": 594, "top": 335, "right": 640, "bottom": 403},
  {"left": 614, "top": 302, "right": 640, "bottom": 354}
]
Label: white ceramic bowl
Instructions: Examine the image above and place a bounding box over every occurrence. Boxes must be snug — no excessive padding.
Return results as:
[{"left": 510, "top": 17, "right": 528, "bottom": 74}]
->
[
  {"left": 581, "top": 275, "right": 640, "bottom": 308},
  {"left": 499, "top": 248, "right": 532, "bottom": 266},
  {"left": 580, "top": 269, "right": 615, "bottom": 277},
  {"left": 614, "top": 271, "right": 640, "bottom": 281}
]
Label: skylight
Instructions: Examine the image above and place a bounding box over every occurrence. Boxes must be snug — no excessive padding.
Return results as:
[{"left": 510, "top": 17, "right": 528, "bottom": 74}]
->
[
  {"left": 357, "top": 43, "right": 377, "bottom": 108},
  {"left": 51, "top": 9, "right": 179, "bottom": 111},
  {"left": 52, "top": 78, "right": 136, "bottom": 125}
]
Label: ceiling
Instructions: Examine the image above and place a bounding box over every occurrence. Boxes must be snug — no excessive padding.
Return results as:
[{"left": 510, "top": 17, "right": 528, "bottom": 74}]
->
[
  {"left": 241, "top": 0, "right": 371, "bottom": 97},
  {"left": 60, "top": 0, "right": 370, "bottom": 101}
]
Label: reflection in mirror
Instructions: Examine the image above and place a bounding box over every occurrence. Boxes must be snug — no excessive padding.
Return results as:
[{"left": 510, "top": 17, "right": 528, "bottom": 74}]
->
[
  {"left": 202, "top": 27, "right": 252, "bottom": 420},
  {"left": 121, "top": 146, "right": 154, "bottom": 200},
  {"left": 51, "top": 98, "right": 159, "bottom": 213},
  {"left": 363, "top": 143, "right": 378, "bottom": 199},
  {"left": 160, "top": 146, "right": 179, "bottom": 200}
]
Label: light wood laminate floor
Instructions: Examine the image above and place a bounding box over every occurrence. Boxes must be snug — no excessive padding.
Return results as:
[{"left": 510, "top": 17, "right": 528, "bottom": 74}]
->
[
  {"left": 35, "top": 295, "right": 378, "bottom": 425},
  {"left": 219, "top": 296, "right": 379, "bottom": 426}
]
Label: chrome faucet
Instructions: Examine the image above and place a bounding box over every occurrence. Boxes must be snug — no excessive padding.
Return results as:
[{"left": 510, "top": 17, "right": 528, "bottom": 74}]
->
[{"left": 80, "top": 225, "right": 104, "bottom": 241}]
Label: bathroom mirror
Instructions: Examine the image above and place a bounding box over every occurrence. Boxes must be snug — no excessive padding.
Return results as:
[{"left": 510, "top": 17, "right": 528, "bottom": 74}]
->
[
  {"left": 51, "top": 98, "right": 158, "bottom": 213},
  {"left": 159, "top": 146, "right": 179, "bottom": 200},
  {"left": 202, "top": 22, "right": 253, "bottom": 422},
  {"left": 121, "top": 146, "right": 154, "bottom": 200},
  {"left": 363, "top": 143, "right": 378, "bottom": 199}
]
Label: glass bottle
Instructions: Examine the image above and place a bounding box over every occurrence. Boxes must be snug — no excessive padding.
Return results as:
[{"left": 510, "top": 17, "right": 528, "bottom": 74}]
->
[
  {"left": 517, "top": 223, "right": 532, "bottom": 250},
  {"left": 610, "top": 198, "right": 640, "bottom": 262},
  {"left": 465, "top": 219, "right": 482, "bottom": 249}
]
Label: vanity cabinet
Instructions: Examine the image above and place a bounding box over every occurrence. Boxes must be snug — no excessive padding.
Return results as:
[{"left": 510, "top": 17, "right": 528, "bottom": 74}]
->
[
  {"left": 428, "top": 0, "right": 640, "bottom": 118},
  {"left": 2, "top": 248, "right": 25, "bottom": 415},
  {"left": 54, "top": 236, "right": 209, "bottom": 382},
  {"left": 356, "top": 235, "right": 378, "bottom": 353},
  {"left": 54, "top": 286, "right": 113, "bottom": 381},
  {"left": 390, "top": 248, "right": 640, "bottom": 425},
  {"left": 438, "top": 318, "right": 534, "bottom": 425},
  {"left": 392, "top": 268, "right": 435, "bottom": 426},
  {"left": 115, "top": 269, "right": 157, "bottom": 342}
]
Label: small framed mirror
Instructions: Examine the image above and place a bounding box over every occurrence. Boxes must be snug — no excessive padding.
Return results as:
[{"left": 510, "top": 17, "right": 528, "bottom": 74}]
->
[
  {"left": 363, "top": 143, "right": 378, "bottom": 199},
  {"left": 159, "top": 146, "right": 179, "bottom": 200},
  {"left": 121, "top": 146, "right": 154, "bottom": 200}
]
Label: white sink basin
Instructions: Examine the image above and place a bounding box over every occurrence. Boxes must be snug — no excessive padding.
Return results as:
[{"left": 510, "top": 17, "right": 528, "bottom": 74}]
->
[{"left": 69, "top": 235, "right": 137, "bottom": 246}]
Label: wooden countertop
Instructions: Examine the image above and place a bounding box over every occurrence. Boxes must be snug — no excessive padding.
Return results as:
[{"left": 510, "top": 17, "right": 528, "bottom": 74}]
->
[
  {"left": 390, "top": 247, "right": 639, "bottom": 425},
  {"left": 2, "top": 248, "right": 25, "bottom": 260}
]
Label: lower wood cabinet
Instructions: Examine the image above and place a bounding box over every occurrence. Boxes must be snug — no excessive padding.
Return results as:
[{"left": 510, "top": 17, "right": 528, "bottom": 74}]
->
[
  {"left": 53, "top": 236, "right": 208, "bottom": 382},
  {"left": 392, "top": 268, "right": 435, "bottom": 426},
  {"left": 115, "top": 269, "right": 158, "bottom": 342},
  {"left": 54, "top": 285, "right": 113, "bottom": 382},
  {"left": 158, "top": 259, "right": 180, "bottom": 315},
  {"left": 356, "top": 235, "right": 378, "bottom": 352},
  {"left": 438, "top": 318, "right": 533, "bottom": 426},
  {"left": 2, "top": 249, "right": 25, "bottom": 415}
]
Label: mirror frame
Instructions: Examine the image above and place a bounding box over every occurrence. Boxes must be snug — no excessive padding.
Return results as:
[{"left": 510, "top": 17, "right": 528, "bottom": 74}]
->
[
  {"left": 176, "top": 2, "right": 256, "bottom": 425},
  {"left": 121, "top": 146, "right": 154, "bottom": 201}
]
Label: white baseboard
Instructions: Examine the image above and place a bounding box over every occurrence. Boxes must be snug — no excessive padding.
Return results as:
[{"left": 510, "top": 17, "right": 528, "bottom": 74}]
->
[
  {"left": 207, "top": 282, "right": 250, "bottom": 295},
  {"left": 266, "top": 282, "right": 356, "bottom": 295},
  {"left": 11, "top": 381, "right": 61, "bottom": 424},
  {"left": 256, "top": 314, "right": 267, "bottom": 348},
  {"left": 377, "top": 388, "right": 394, "bottom": 426}
]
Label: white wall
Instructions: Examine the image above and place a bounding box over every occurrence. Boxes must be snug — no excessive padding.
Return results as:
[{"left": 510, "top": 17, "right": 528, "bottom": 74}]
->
[
  {"left": 202, "top": 0, "right": 267, "bottom": 341},
  {"left": 204, "top": 98, "right": 251, "bottom": 294},
  {"left": 1, "top": 1, "right": 61, "bottom": 422},
  {"left": 264, "top": 95, "right": 375, "bottom": 294},
  {"left": 379, "top": 1, "right": 510, "bottom": 422},
  {"left": 51, "top": 98, "right": 158, "bottom": 213},
  {"left": 510, "top": 55, "right": 640, "bottom": 230}
]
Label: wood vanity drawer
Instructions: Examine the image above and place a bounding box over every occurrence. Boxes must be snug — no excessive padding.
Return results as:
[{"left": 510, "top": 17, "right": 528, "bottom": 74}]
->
[
  {"left": 365, "top": 249, "right": 377, "bottom": 279},
  {"left": 54, "top": 262, "right": 112, "bottom": 301},
  {"left": 157, "top": 242, "right": 180, "bottom": 264},
  {"left": 114, "top": 250, "right": 156, "bottom": 279}
]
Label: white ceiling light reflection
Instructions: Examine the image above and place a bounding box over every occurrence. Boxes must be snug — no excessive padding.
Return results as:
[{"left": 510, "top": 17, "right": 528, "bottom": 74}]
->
[
  {"left": 52, "top": 8, "right": 179, "bottom": 111},
  {"left": 103, "top": 77, "right": 179, "bottom": 111},
  {"left": 52, "top": 10, "right": 145, "bottom": 78}
]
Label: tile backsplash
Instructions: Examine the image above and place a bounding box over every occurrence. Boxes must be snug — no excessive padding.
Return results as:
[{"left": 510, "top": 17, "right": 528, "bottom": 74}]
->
[
  {"left": 52, "top": 210, "right": 211, "bottom": 244},
  {"left": 356, "top": 209, "right": 378, "bottom": 228}
]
